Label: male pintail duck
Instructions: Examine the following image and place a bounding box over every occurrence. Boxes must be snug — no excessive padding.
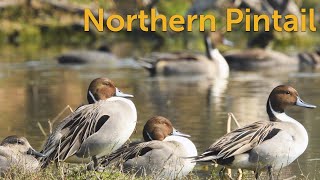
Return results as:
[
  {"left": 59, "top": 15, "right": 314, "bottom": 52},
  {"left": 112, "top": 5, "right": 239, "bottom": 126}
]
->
[
  {"left": 139, "top": 32, "right": 231, "bottom": 78},
  {"left": 40, "top": 77, "right": 137, "bottom": 168},
  {"left": 0, "top": 136, "right": 44, "bottom": 176},
  {"left": 57, "top": 45, "right": 118, "bottom": 64},
  {"left": 223, "top": 48, "right": 298, "bottom": 71},
  {"left": 96, "top": 116, "right": 197, "bottom": 179},
  {"left": 193, "top": 85, "right": 316, "bottom": 179}
]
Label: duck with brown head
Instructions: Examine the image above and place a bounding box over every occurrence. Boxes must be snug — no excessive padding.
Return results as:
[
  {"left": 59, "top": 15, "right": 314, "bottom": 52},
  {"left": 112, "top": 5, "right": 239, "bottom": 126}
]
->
[
  {"left": 87, "top": 77, "right": 133, "bottom": 104},
  {"left": 266, "top": 85, "right": 316, "bottom": 121},
  {"left": 40, "top": 78, "right": 137, "bottom": 169},
  {"left": 96, "top": 116, "right": 197, "bottom": 179},
  {"left": 193, "top": 85, "right": 316, "bottom": 180},
  {"left": 142, "top": 116, "right": 190, "bottom": 141}
]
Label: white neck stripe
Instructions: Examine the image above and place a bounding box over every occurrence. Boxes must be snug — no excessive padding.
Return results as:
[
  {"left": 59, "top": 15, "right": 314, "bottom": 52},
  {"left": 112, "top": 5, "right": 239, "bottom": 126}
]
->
[
  {"left": 88, "top": 91, "right": 97, "bottom": 103},
  {"left": 146, "top": 131, "right": 153, "bottom": 141},
  {"left": 268, "top": 100, "right": 295, "bottom": 123}
]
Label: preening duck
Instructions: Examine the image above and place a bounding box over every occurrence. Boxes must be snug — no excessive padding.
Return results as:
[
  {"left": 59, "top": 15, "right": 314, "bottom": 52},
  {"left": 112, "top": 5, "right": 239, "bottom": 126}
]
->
[{"left": 96, "top": 116, "right": 197, "bottom": 179}]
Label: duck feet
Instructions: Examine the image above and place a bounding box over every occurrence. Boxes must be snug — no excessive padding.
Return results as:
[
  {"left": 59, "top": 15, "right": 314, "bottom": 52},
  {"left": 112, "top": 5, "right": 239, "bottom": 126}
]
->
[
  {"left": 236, "top": 169, "right": 243, "bottom": 180},
  {"left": 267, "top": 166, "right": 274, "bottom": 180},
  {"left": 219, "top": 167, "right": 234, "bottom": 180}
]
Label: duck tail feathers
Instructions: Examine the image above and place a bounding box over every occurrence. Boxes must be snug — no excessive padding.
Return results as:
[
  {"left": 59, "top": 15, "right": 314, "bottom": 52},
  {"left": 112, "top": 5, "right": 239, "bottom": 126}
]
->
[
  {"left": 188, "top": 154, "right": 219, "bottom": 163},
  {"left": 136, "top": 58, "right": 157, "bottom": 76}
]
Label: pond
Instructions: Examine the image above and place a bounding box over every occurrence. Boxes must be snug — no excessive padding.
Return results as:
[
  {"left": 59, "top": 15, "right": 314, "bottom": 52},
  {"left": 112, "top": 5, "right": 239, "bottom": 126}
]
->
[{"left": 0, "top": 54, "right": 319, "bottom": 179}]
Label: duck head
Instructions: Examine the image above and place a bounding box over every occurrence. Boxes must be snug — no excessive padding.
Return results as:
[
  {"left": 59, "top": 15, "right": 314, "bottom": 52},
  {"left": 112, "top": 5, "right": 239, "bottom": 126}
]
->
[
  {"left": 266, "top": 85, "right": 316, "bottom": 121},
  {"left": 143, "top": 116, "right": 190, "bottom": 141},
  {"left": 204, "top": 31, "right": 233, "bottom": 60},
  {"left": 87, "top": 77, "right": 133, "bottom": 104},
  {"left": 1, "top": 135, "right": 45, "bottom": 158}
]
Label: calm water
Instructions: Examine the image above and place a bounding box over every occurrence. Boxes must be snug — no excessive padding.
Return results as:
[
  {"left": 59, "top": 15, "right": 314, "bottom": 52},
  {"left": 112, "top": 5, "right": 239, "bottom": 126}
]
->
[{"left": 0, "top": 59, "right": 320, "bottom": 179}]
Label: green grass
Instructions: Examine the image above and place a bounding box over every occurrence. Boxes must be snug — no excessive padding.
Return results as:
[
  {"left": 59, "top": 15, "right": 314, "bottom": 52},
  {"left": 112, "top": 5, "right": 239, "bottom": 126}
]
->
[
  {"left": 2, "top": 161, "right": 320, "bottom": 180},
  {"left": 2, "top": 164, "right": 140, "bottom": 180}
]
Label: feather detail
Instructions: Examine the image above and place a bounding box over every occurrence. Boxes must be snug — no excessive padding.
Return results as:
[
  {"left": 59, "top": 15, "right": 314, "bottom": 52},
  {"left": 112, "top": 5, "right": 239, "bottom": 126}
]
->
[
  {"left": 195, "top": 121, "right": 279, "bottom": 162},
  {"left": 40, "top": 100, "right": 111, "bottom": 166}
]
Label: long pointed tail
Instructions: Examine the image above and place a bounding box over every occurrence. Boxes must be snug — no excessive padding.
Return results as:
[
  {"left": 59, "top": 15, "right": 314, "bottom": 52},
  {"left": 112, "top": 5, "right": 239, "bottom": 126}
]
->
[{"left": 136, "top": 58, "right": 157, "bottom": 76}]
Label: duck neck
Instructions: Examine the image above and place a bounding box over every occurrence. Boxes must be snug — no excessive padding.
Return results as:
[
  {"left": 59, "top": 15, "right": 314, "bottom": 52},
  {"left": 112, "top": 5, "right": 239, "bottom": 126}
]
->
[
  {"left": 205, "top": 35, "right": 213, "bottom": 60},
  {"left": 267, "top": 98, "right": 308, "bottom": 148},
  {"left": 267, "top": 99, "right": 296, "bottom": 123},
  {"left": 267, "top": 98, "right": 278, "bottom": 121},
  {"left": 87, "top": 91, "right": 98, "bottom": 104},
  {"left": 204, "top": 35, "right": 229, "bottom": 78},
  {"left": 210, "top": 49, "right": 230, "bottom": 78}
]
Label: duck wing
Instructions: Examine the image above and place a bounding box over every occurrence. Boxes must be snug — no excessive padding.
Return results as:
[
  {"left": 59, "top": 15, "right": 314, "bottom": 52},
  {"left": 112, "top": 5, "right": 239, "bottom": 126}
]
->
[
  {"left": 99, "top": 141, "right": 159, "bottom": 167},
  {"left": 195, "top": 121, "right": 281, "bottom": 162},
  {"left": 40, "top": 101, "right": 112, "bottom": 167}
]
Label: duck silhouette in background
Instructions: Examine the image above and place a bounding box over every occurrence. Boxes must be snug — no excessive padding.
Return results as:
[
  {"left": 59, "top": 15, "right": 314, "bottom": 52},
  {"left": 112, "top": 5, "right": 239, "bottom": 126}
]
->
[
  {"left": 139, "top": 32, "right": 232, "bottom": 78},
  {"left": 57, "top": 45, "right": 118, "bottom": 64}
]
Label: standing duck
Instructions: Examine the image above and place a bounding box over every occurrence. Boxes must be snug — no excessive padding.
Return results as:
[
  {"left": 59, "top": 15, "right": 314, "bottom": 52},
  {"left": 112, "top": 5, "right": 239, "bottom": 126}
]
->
[
  {"left": 193, "top": 85, "right": 316, "bottom": 179},
  {"left": 0, "top": 136, "right": 44, "bottom": 176},
  {"left": 40, "top": 78, "right": 137, "bottom": 168},
  {"left": 140, "top": 32, "right": 231, "bottom": 78},
  {"left": 96, "top": 116, "right": 197, "bottom": 179}
]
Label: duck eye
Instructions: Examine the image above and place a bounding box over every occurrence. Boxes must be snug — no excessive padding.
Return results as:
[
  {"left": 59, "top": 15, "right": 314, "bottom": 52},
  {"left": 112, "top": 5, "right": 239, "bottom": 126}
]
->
[
  {"left": 105, "top": 82, "right": 112, "bottom": 86},
  {"left": 17, "top": 140, "right": 24, "bottom": 145},
  {"left": 286, "top": 91, "right": 290, "bottom": 95}
]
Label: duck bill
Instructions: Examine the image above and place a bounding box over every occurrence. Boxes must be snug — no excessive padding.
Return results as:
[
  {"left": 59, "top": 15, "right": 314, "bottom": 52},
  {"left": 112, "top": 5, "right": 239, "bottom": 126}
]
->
[
  {"left": 222, "top": 38, "right": 234, "bottom": 47},
  {"left": 27, "top": 148, "right": 46, "bottom": 158},
  {"left": 115, "top": 88, "right": 134, "bottom": 98},
  {"left": 296, "top": 96, "right": 317, "bottom": 109},
  {"left": 171, "top": 128, "right": 191, "bottom": 138}
]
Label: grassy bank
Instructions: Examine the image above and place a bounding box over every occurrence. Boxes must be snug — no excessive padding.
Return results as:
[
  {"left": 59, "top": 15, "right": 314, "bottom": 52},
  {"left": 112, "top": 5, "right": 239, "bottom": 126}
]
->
[{"left": 3, "top": 162, "right": 318, "bottom": 180}]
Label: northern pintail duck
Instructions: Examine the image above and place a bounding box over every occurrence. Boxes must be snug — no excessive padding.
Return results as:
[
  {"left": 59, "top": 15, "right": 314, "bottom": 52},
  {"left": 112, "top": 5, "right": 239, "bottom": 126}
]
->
[
  {"left": 96, "top": 116, "right": 197, "bottom": 179},
  {"left": 40, "top": 77, "right": 137, "bottom": 168},
  {"left": 57, "top": 45, "right": 118, "bottom": 64},
  {"left": 193, "top": 85, "right": 316, "bottom": 179},
  {"left": 140, "top": 32, "right": 231, "bottom": 78},
  {"left": 298, "top": 47, "right": 320, "bottom": 70},
  {"left": 223, "top": 48, "right": 298, "bottom": 71},
  {"left": 0, "top": 136, "right": 44, "bottom": 176}
]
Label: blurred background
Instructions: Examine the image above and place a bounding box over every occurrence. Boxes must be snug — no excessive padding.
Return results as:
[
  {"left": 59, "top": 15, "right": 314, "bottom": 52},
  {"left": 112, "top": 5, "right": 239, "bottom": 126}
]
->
[{"left": 0, "top": 0, "right": 319, "bottom": 179}]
